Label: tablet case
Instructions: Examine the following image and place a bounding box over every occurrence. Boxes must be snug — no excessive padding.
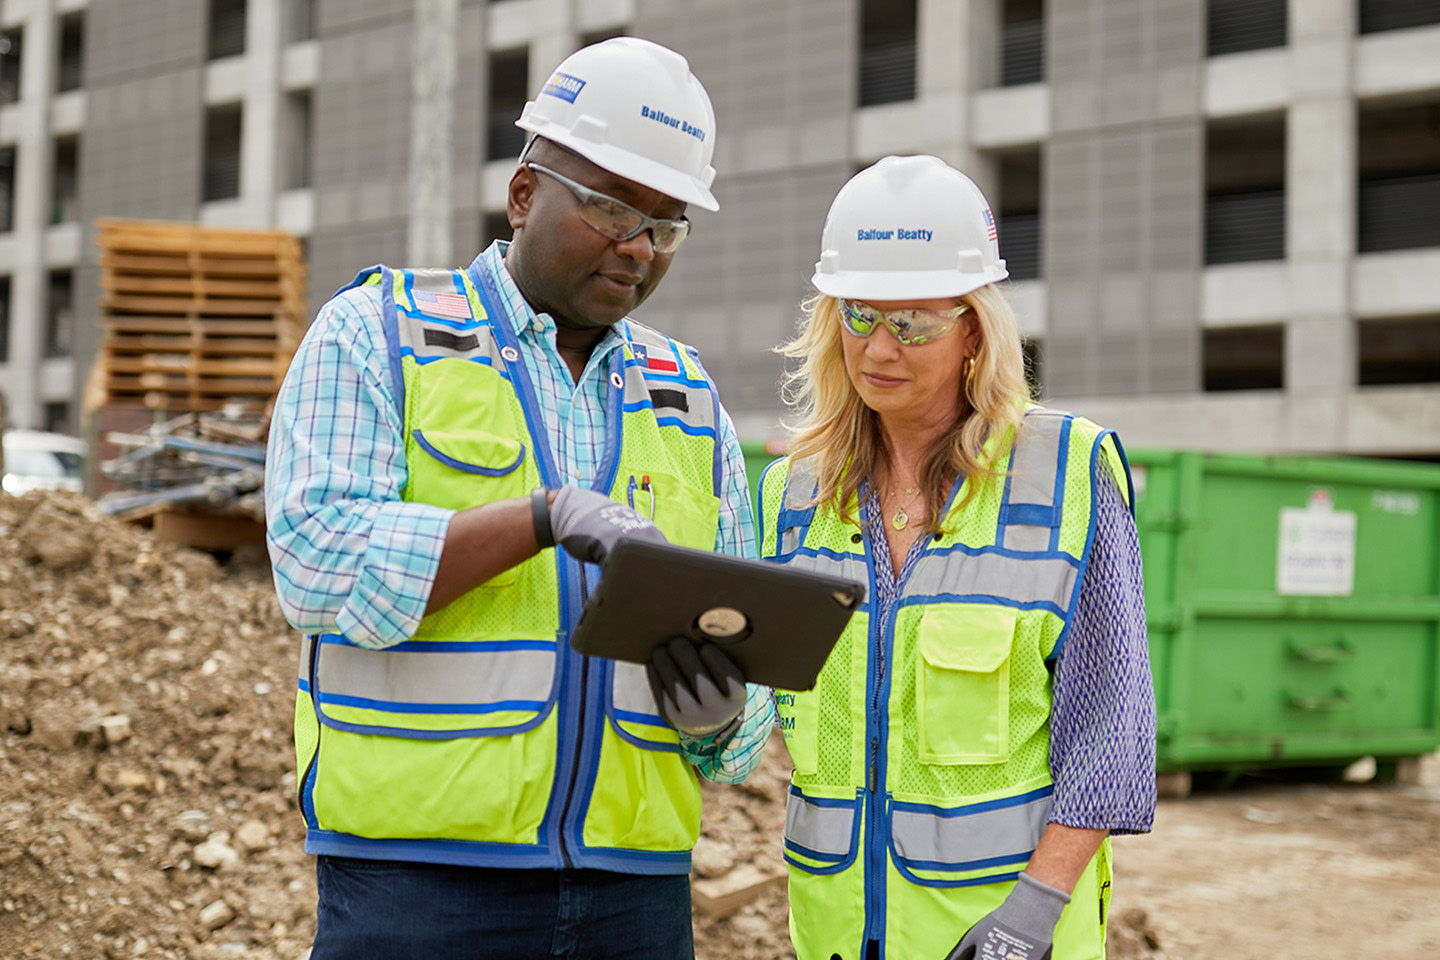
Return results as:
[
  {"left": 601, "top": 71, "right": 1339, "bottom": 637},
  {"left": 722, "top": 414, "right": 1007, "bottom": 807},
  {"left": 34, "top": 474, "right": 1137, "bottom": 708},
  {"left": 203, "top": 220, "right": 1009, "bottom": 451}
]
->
[{"left": 568, "top": 539, "right": 865, "bottom": 691}]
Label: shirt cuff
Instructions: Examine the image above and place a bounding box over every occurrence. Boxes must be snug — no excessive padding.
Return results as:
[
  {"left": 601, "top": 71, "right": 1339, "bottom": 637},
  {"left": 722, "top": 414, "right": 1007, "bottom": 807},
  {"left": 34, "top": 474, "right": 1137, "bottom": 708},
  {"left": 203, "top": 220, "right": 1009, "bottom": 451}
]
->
[{"left": 335, "top": 500, "right": 455, "bottom": 648}]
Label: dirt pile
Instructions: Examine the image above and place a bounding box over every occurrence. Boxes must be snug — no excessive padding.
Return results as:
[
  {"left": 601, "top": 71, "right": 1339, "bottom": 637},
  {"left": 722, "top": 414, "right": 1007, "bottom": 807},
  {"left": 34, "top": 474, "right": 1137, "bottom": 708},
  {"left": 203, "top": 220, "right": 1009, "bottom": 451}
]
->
[{"left": 0, "top": 490, "right": 797, "bottom": 960}]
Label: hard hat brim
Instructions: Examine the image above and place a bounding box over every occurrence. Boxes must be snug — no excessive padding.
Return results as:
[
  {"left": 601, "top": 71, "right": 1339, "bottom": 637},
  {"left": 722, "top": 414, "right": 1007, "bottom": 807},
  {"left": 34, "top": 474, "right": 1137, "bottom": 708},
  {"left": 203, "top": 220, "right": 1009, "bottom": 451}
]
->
[
  {"left": 811, "top": 264, "right": 1009, "bottom": 301},
  {"left": 516, "top": 118, "right": 720, "bottom": 212}
]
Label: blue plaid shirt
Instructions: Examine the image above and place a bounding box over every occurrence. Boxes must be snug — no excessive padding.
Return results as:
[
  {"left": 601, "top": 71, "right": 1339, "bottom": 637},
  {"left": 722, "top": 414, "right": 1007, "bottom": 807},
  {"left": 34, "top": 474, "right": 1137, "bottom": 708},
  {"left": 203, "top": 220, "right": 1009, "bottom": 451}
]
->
[{"left": 265, "top": 241, "right": 772, "bottom": 782}]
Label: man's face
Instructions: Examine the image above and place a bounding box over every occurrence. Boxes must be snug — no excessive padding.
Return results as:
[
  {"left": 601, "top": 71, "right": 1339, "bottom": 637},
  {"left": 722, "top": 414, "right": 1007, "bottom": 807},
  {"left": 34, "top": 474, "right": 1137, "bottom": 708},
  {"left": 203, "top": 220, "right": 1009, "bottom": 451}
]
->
[{"left": 505, "top": 144, "right": 688, "bottom": 331}]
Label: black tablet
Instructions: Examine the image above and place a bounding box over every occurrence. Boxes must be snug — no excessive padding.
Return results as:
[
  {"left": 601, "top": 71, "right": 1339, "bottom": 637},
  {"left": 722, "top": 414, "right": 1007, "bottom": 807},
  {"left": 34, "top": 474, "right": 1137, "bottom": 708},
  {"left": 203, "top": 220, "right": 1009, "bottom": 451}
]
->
[{"left": 569, "top": 539, "right": 865, "bottom": 691}]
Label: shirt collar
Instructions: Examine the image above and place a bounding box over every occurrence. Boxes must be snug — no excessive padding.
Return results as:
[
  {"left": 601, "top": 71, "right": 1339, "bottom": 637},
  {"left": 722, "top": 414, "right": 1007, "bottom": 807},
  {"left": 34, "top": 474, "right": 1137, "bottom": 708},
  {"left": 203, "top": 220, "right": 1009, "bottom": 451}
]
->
[{"left": 475, "top": 241, "right": 631, "bottom": 356}]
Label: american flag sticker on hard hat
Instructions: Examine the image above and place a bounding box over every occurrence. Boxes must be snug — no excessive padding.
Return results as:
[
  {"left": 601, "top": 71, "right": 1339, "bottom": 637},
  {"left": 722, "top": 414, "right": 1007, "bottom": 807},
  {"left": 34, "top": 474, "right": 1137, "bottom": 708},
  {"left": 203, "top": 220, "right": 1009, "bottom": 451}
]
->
[{"left": 983, "top": 208, "right": 997, "bottom": 242}]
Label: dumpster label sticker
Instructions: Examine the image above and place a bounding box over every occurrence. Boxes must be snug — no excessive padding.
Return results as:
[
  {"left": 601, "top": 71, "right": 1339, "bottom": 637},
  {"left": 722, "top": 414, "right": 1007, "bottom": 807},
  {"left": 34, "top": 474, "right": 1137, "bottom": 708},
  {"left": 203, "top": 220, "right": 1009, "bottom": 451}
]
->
[
  {"left": 1372, "top": 490, "right": 1420, "bottom": 515},
  {"left": 1277, "top": 502, "right": 1356, "bottom": 596}
]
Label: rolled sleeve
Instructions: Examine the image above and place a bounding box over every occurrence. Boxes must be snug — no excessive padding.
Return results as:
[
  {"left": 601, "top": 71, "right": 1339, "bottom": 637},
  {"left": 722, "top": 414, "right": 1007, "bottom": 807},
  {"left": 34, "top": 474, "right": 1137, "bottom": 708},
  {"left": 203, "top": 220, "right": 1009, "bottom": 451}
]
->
[{"left": 265, "top": 285, "right": 454, "bottom": 649}]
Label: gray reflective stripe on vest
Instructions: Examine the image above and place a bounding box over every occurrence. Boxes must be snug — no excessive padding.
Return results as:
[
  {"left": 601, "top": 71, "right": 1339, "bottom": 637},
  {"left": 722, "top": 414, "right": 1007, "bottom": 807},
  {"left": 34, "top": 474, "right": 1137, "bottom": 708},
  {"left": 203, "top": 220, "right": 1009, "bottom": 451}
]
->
[
  {"left": 397, "top": 269, "right": 505, "bottom": 363},
  {"left": 624, "top": 322, "right": 716, "bottom": 434},
  {"left": 906, "top": 548, "right": 1080, "bottom": 610},
  {"left": 1001, "top": 410, "right": 1067, "bottom": 552},
  {"left": 785, "top": 790, "right": 856, "bottom": 858},
  {"left": 315, "top": 641, "right": 555, "bottom": 707},
  {"left": 891, "top": 791, "right": 1052, "bottom": 866},
  {"left": 773, "top": 548, "right": 869, "bottom": 592},
  {"left": 778, "top": 458, "right": 819, "bottom": 557},
  {"left": 611, "top": 660, "right": 662, "bottom": 716}
]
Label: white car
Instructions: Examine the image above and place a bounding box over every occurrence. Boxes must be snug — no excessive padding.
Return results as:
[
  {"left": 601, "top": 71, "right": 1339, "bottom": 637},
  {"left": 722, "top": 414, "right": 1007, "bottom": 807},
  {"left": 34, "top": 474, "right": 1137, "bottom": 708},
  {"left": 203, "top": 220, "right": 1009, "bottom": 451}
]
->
[{"left": 2, "top": 429, "right": 88, "bottom": 496}]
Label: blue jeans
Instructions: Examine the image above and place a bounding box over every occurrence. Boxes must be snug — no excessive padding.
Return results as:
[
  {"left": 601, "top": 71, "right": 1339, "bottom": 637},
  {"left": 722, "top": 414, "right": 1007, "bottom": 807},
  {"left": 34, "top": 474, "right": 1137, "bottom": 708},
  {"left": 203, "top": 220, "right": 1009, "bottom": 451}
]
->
[{"left": 310, "top": 856, "right": 695, "bottom": 960}]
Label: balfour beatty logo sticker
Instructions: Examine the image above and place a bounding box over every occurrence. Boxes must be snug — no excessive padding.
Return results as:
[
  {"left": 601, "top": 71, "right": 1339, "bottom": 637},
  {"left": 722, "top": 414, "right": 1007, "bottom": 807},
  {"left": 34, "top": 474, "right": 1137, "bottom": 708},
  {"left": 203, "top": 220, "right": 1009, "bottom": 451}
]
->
[
  {"left": 640, "top": 105, "right": 706, "bottom": 142},
  {"left": 857, "top": 228, "right": 934, "bottom": 241},
  {"left": 542, "top": 72, "right": 586, "bottom": 103}
]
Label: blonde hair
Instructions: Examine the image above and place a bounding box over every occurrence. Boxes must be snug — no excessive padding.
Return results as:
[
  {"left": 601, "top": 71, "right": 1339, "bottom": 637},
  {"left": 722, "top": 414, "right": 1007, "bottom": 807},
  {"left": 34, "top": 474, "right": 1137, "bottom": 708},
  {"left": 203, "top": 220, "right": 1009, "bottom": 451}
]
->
[{"left": 776, "top": 285, "right": 1031, "bottom": 531}]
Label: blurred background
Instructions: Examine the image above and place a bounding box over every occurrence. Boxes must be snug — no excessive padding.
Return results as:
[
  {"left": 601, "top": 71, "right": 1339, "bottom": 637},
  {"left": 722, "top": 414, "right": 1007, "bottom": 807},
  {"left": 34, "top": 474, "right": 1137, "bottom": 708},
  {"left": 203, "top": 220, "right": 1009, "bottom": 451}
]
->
[{"left": 1, "top": 0, "right": 1438, "bottom": 456}]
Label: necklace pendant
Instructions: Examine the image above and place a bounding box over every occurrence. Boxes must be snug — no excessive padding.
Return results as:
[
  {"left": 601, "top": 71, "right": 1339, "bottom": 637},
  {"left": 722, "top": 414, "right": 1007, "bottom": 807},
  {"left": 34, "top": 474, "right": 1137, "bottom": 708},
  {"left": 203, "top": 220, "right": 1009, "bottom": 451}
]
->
[{"left": 891, "top": 505, "right": 908, "bottom": 531}]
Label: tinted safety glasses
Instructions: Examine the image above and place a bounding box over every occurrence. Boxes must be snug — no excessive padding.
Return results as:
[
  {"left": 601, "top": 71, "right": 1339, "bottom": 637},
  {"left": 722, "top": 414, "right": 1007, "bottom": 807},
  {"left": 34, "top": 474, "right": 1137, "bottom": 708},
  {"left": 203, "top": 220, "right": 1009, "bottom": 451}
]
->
[
  {"left": 527, "top": 163, "right": 691, "bottom": 254},
  {"left": 838, "top": 298, "right": 973, "bottom": 346}
]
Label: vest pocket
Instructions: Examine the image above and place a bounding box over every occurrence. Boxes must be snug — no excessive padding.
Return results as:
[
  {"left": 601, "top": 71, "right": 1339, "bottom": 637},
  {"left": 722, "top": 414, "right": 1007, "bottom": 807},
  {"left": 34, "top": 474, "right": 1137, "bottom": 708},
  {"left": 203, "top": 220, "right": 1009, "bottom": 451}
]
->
[
  {"left": 783, "top": 785, "right": 862, "bottom": 874},
  {"left": 916, "top": 604, "right": 1017, "bottom": 765},
  {"left": 630, "top": 467, "right": 720, "bottom": 550},
  {"left": 411, "top": 427, "right": 528, "bottom": 586},
  {"left": 608, "top": 660, "right": 681, "bottom": 751}
]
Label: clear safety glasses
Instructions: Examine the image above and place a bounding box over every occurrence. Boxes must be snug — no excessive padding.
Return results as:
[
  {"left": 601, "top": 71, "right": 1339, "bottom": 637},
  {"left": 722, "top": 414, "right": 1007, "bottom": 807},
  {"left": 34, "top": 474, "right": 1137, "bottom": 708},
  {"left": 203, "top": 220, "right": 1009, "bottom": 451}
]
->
[
  {"left": 526, "top": 163, "right": 691, "bottom": 254},
  {"left": 837, "top": 298, "right": 973, "bottom": 346}
]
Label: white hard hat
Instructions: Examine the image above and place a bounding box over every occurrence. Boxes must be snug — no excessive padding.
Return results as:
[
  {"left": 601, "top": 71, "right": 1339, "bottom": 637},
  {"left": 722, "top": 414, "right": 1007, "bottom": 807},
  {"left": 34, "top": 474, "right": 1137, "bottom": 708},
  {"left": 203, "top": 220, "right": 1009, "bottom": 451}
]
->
[
  {"left": 812, "top": 155, "right": 1008, "bottom": 300},
  {"left": 516, "top": 37, "right": 719, "bottom": 211}
]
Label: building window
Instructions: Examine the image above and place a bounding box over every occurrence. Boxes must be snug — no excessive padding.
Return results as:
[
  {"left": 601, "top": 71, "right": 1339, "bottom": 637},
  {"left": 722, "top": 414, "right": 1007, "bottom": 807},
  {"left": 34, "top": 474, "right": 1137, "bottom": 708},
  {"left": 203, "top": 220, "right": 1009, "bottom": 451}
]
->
[
  {"left": 51, "top": 136, "right": 79, "bottom": 224},
  {"left": 579, "top": 27, "right": 627, "bottom": 47},
  {"left": 482, "top": 211, "right": 512, "bottom": 249},
  {"left": 1357, "top": 100, "right": 1440, "bottom": 254},
  {"left": 858, "top": 0, "right": 916, "bottom": 107},
  {"left": 283, "top": 91, "right": 313, "bottom": 190},
  {"left": 1203, "top": 325, "right": 1284, "bottom": 391},
  {"left": 1358, "top": 316, "right": 1440, "bottom": 386},
  {"left": 486, "top": 47, "right": 530, "bottom": 162},
  {"left": 57, "top": 12, "right": 84, "bottom": 93},
  {"left": 1205, "top": 116, "right": 1286, "bottom": 264},
  {"left": 208, "top": 0, "right": 247, "bottom": 61},
  {"left": 1000, "top": 0, "right": 1044, "bottom": 87},
  {"left": 0, "top": 146, "right": 14, "bottom": 233},
  {"left": 46, "top": 269, "right": 74, "bottom": 359},
  {"left": 286, "top": 0, "right": 316, "bottom": 43},
  {"left": 997, "top": 149, "right": 1042, "bottom": 281},
  {"left": 1359, "top": 0, "right": 1440, "bottom": 34},
  {"left": 0, "top": 27, "right": 21, "bottom": 105},
  {"left": 0, "top": 275, "right": 10, "bottom": 362},
  {"left": 1206, "top": 0, "right": 1286, "bottom": 56},
  {"left": 204, "top": 104, "right": 244, "bottom": 201}
]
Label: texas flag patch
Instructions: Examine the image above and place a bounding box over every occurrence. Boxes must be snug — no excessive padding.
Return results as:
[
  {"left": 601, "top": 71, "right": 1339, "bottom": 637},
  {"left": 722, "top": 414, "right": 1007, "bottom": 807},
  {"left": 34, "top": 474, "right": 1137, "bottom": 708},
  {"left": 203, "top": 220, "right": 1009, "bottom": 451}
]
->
[{"left": 631, "top": 343, "right": 679, "bottom": 374}]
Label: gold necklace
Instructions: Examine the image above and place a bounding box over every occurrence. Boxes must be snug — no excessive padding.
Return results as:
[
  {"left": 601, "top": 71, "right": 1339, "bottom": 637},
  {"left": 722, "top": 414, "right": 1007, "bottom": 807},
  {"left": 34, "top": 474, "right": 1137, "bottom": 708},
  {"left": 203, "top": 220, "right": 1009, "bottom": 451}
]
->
[{"left": 889, "top": 485, "right": 920, "bottom": 531}]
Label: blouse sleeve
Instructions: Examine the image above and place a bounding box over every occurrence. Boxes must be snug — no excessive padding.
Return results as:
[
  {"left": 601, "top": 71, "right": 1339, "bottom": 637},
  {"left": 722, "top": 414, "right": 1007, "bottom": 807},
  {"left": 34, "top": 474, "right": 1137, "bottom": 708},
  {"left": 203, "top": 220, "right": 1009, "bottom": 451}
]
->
[{"left": 1046, "top": 468, "right": 1157, "bottom": 834}]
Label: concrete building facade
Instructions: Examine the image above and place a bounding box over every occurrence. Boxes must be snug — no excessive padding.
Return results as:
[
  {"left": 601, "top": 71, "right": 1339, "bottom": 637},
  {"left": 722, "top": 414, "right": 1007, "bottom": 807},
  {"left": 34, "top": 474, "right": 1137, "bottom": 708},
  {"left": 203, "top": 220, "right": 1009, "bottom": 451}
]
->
[{"left": 1, "top": 0, "right": 1437, "bottom": 456}]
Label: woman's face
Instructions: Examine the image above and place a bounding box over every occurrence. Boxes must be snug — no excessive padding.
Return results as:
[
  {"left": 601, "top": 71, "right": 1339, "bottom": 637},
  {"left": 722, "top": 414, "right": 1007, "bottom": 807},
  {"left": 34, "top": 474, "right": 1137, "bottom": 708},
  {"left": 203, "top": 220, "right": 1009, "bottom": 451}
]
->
[{"left": 839, "top": 297, "right": 980, "bottom": 428}]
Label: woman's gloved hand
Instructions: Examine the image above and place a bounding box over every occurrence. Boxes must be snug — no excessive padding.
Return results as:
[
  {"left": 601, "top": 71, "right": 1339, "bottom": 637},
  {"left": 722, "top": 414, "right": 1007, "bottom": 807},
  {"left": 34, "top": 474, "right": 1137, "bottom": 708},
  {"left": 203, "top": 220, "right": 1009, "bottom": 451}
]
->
[
  {"left": 544, "top": 486, "right": 667, "bottom": 563},
  {"left": 945, "top": 872, "right": 1070, "bottom": 960},
  {"left": 645, "top": 637, "right": 747, "bottom": 739}
]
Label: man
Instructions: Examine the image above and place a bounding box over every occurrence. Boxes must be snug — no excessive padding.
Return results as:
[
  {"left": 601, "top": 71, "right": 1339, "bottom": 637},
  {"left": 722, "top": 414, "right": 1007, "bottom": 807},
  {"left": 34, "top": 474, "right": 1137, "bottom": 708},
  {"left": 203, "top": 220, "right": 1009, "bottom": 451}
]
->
[{"left": 265, "top": 37, "right": 773, "bottom": 960}]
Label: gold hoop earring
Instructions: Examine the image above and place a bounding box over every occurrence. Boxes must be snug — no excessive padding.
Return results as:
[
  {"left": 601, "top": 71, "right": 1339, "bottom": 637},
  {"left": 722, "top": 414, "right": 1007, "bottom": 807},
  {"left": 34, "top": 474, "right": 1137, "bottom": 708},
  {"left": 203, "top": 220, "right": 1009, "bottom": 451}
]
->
[{"left": 962, "top": 355, "right": 975, "bottom": 385}]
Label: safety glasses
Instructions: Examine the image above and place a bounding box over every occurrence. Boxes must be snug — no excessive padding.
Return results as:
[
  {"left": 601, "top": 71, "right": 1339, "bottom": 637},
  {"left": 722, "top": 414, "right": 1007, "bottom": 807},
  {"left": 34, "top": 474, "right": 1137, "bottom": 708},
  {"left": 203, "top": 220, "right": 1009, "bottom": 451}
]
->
[
  {"left": 837, "top": 298, "right": 972, "bottom": 345},
  {"left": 527, "top": 163, "right": 691, "bottom": 254}
]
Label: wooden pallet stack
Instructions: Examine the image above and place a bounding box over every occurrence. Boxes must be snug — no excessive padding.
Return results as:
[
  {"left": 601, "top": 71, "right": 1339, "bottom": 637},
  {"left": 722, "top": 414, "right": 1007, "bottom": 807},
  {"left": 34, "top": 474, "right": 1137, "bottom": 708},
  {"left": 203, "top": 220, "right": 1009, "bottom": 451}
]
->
[
  {"left": 85, "top": 219, "right": 307, "bottom": 553},
  {"left": 94, "top": 218, "right": 307, "bottom": 412}
]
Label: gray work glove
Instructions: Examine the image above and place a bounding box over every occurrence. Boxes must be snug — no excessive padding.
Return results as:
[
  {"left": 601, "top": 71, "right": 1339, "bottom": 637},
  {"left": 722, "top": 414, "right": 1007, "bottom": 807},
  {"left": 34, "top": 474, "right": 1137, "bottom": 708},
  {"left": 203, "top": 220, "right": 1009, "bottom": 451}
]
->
[
  {"left": 547, "top": 486, "right": 667, "bottom": 564},
  {"left": 945, "top": 872, "right": 1070, "bottom": 960},
  {"left": 646, "top": 637, "right": 748, "bottom": 739}
]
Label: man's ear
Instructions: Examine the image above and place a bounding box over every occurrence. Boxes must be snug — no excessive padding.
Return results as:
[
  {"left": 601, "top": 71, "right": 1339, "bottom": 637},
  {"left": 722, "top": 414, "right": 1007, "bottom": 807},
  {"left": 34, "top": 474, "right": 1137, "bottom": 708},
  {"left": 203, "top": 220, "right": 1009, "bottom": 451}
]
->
[{"left": 508, "top": 165, "right": 537, "bottom": 231}]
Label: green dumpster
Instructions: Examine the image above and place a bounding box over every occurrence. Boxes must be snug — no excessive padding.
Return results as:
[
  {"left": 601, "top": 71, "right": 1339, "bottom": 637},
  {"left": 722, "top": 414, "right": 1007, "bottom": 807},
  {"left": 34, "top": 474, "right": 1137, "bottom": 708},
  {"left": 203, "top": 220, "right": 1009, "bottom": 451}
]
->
[{"left": 1130, "top": 449, "right": 1440, "bottom": 778}]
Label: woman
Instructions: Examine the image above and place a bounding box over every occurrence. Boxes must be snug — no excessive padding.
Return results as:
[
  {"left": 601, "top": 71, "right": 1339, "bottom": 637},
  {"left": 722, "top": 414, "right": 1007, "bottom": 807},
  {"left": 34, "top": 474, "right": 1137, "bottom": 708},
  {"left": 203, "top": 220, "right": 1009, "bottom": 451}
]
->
[{"left": 758, "top": 155, "right": 1156, "bottom": 960}]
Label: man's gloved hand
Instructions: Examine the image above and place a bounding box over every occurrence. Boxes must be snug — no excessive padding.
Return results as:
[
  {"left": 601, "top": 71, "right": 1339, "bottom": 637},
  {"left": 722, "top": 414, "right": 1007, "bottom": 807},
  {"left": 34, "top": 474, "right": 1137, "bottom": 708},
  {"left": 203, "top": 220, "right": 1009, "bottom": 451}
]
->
[
  {"left": 646, "top": 637, "right": 748, "bottom": 739},
  {"left": 546, "top": 486, "right": 667, "bottom": 564},
  {"left": 945, "top": 873, "right": 1070, "bottom": 960}
]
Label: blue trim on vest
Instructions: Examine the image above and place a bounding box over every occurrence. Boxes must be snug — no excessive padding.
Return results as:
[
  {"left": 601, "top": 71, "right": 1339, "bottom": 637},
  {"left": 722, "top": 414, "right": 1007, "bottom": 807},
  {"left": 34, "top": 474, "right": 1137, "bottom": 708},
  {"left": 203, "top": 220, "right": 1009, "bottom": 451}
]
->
[
  {"left": 861, "top": 495, "right": 891, "bottom": 949},
  {"left": 413, "top": 429, "right": 526, "bottom": 476},
  {"left": 1003, "top": 503, "right": 1059, "bottom": 528},
  {"left": 299, "top": 638, "right": 322, "bottom": 830},
  {"left": 317, "top": 637, "right": 556, "bottom": 654},
  {"left": 890, "top": 858, "right": 1026, "bottom": 888},
  {"left": 399, "top": 348, "right": 503, "bottom": 370},
  {"left": 755, "top": 458, "right": 784, "bottom": 557},
  {"left": 653, "top": 417, "right": 716, "bottom": 438},
  {"left": 891, "top": 784, "right": 1055, "bottom": 818},
  {"left": 612, "top": 708, "right": 673, "bottom": 730},
  {"left": 895, "top": 592, "right": 1067, "bottom": 618},
  {"left": 893, "top": 849, "right": 1033, "bottom": 874},
  {"left": 315, "top": 691, "right": 548, "bottom": 715},
  {"left": 592, "top": 351, "right": 625, "bottom": 500},
  {"left": 789, "top": 543, "right": 863, "bottom": 564},
  {"left": 919, "top": 540, "right": 1083, "bottom": 566}
]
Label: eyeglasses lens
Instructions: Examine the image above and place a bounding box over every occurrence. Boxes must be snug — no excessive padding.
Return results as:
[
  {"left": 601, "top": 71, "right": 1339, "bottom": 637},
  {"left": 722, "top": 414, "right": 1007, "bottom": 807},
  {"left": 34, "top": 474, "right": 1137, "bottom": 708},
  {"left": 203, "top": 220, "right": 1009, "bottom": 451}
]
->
[{"left": 838, "top": 299, "right": 965, "bottom": 345}]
